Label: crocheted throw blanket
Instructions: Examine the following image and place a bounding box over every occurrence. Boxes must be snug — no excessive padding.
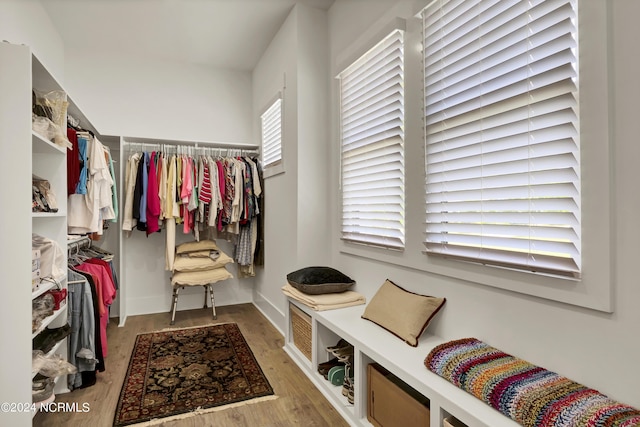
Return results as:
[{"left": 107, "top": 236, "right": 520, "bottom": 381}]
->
[{"left": 425, "top": 338, "right": 640, "bottom": 427}]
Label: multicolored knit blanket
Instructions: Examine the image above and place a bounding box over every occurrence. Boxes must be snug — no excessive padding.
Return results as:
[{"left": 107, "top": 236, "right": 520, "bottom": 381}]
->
[{"left": 425, "top": 338, "right": 640, "bottom": 427}]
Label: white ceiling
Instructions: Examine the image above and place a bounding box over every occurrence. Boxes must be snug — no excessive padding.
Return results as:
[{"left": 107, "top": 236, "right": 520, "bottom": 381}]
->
[{"left": 41, "top": 0, "right": 335, "bottom": 71}]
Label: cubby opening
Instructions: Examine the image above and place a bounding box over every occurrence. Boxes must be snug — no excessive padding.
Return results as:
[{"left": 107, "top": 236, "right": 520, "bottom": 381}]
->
[{"left": 367, "top": 363, "right": 430, "bottom": 427}]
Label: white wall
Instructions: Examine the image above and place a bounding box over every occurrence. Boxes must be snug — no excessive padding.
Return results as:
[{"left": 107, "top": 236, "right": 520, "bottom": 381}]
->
[
  {"left": 251, "top": 4, "right": 330, "bottom": 332},
  {"left": 325, "top": 0, "right": 640, "bottom": 408},
  {"left": 252, "top": 6, "right": 301, "bottom": 330},
  {"left": 64, "top": 49, "right": 253, "bottom": 144},
  {"left": 295, "top": 6, "right": 330, "bottom": 267},
  {"left": 0, "top": 0, "right": 65, "bottom": 81}
]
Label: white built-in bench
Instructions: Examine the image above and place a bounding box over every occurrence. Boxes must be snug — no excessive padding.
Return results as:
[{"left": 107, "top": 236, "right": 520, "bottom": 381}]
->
[{"left": 284, "top": 297, "right": 521, "bottom": 427}]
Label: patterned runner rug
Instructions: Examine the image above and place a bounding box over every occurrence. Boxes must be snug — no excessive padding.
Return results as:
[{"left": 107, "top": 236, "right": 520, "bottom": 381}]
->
[{"left": 113, "top": 323, "right": 275, "bottom": 426}]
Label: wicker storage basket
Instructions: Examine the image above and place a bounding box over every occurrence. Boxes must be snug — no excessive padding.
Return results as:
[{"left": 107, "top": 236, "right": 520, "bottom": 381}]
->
[{"left": 290, "top": 303, "right": 312, "bottom": 361}]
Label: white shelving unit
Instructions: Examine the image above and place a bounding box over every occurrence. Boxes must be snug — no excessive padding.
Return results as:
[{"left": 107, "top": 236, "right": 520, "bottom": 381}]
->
[
  {"left": 284, "top": 298, "right": 522, "bottom": 427},
  {"left": 30, "top": 51, "right": 71, "bottom": 400},
  {"left": 0, "top": 43, "right": 116, "bottom": 426}
]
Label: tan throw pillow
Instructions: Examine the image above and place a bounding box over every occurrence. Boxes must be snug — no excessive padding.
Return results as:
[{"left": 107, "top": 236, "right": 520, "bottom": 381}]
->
[
  {"left": 361, "top": 279, "right": 445, "bottom": 347},
  {"left": 171, "top": 267, "right": 233, "bottom": 286},
  {"left": 173, "top": 252, "right": 233, "bottom": 272},
  {"left": 175, "top": 240, "right": 218, "bottom": 254}
]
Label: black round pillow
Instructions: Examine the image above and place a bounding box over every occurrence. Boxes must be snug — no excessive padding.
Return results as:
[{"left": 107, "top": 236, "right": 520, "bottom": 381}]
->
[{"left": 286, "top": 266, "right": 355, "bottom": 295}]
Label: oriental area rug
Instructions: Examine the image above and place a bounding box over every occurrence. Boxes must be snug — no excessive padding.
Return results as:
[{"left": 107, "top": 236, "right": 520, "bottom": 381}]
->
[{"left": 113, "top": 323, "right": 275, "bottom": 426}]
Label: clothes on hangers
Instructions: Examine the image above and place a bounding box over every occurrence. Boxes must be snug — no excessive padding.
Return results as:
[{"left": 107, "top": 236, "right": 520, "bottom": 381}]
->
[
  {"left": 67, "top": 269, "right": 97, "bottom": 390},
  {"left": 122, "top": 152, "right": 142, "bottom": 234},
  {"left": 74, "top": 261, "right": 115, "bottom": 358},
  {"left": 106, "top": 146, "right": 118, "bottom": 223},
  {"left": 67, "top": 127, "right": 80, "bottom": 196},
  {"left": 65, "top": 241, "right": 116, "bottom": 390},
  {"left": 121, "top": 145, "right": 264, "bottom": 276},
  {"left": 67, "top": 130, "right": 118, "bottom": 235}
]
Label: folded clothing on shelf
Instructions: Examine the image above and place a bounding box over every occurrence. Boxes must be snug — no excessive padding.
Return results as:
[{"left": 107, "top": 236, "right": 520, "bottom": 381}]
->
[{"left": 282, "top": 283, "right": 365, "bottom": 311}]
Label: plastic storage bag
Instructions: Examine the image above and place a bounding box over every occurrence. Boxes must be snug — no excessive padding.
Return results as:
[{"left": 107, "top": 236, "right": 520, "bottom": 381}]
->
[{"left": 32, "top": 89, "right": 71, "bottom": 149}]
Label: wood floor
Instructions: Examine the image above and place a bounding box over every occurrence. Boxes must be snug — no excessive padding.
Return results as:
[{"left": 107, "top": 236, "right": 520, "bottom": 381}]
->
[{"left": 33, "top": 303, "right": 349, "bottom": 427}]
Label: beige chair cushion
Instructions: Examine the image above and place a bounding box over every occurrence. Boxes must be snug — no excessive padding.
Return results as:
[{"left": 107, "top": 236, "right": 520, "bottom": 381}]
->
[
  {"left": 183, "top": 250, "right": 215, "bottom": 258},
  {"left": 175, "top": 239, "right": 218, "bottom": 254},
  {"left": 173, "top": 251, "right": 233, "bottom": 272},
  {"left": 171, "top": 267, "right": 233, "bottom": 286},
  {"left": 361, "top": 279, "right": 445, "bottom": 347}
]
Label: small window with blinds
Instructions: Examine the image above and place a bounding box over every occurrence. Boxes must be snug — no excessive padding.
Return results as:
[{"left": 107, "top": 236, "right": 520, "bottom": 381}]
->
[
  {"left": 339, "top": 29, "right": 405, "bottom": 250},
  {"left": 422, "top": 0, "right": 580, "bottom": 278},
  {"left": 261, "top": 97, "right": 283, "bottom": 170}
]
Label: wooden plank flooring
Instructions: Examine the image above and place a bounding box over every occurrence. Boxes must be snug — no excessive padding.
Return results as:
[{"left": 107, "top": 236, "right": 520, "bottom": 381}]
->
[{"left": 33, "top": 303, "right": 349, "bottom": 427}]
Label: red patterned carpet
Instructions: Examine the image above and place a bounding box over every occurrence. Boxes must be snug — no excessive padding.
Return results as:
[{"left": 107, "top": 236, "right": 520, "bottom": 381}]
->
[{"left": 113, "top": 323, "right": 274, "bottom": 426}]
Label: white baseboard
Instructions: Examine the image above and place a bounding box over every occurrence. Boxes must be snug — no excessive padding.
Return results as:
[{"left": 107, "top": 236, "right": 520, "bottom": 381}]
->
[{"left": 252, "top": 291, "right": 285, "bottom": 336}]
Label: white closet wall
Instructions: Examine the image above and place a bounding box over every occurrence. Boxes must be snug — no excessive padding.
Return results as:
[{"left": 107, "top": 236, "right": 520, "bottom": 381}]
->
[
  {"left": 0, "top": 0, "right": 64, "bottom": 80},
  {"left": 251, "top": 4, "right": 331, "bottom": 333}
]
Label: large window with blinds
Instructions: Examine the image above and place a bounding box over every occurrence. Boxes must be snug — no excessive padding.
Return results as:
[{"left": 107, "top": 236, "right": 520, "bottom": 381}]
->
[
  {"left": 339, "top": 29, "right": 405, "bottom": 249},
  {"left": 261, "top": 97, "right": 283, "bottom": 171},
  {"left": 423, "top": 0, "right": 580, "bottom": 278}
]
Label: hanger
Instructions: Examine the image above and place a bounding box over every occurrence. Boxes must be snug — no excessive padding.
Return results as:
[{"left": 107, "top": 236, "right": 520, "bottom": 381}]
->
[{"left": 68, "top": 245, "right": 85, "bottom": 266}]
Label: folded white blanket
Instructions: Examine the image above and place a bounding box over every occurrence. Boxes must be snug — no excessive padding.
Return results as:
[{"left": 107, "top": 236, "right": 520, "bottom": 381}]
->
[{"left": 282, "top": 283, "right": 366, "bottom": 311}]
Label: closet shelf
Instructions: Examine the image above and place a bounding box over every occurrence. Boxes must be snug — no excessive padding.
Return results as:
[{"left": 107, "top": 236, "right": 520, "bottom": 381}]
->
[
  {"left": 32, "top": 131, "right": 66, "bottom": 155},
  {"left": 32, "top": 279, "right": 58, "bottom": 300},
  {"left": 32, "top": 211, "right": 65, "bottom": 218},
  {"left": 32, "top": 305, "right": 66, "bottom": 339}
]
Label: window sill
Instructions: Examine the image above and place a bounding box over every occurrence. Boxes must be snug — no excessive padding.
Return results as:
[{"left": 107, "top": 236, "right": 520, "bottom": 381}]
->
[
  {"left": 338, "top": 240, "right": 612, "bottom": 314},
  {"left": 263, "top": 163, "right": 285, "bottom": 179}
]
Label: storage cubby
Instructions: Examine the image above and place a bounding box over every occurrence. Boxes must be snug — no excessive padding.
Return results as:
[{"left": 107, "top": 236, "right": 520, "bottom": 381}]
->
[
  {"left": 367, "top": 363, "right": 430, "bottom": 427},
  {"left": 315, "top": 321, "right": 345, "bottom": 365}
]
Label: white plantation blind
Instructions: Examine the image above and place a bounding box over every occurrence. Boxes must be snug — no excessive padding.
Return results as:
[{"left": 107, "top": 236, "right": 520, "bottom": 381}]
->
[
  {"left": 261, "top": 97, "right": 282, "bottom": 167},
  {"left": 423, "top": 0, "right": 581, "bottom": 277},
  {"left": 339, "top": 30, "right": 405, "bottom": 249}
]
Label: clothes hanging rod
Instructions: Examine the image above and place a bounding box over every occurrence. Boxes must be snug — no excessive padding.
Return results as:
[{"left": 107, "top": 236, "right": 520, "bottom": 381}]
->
[
  {"left": 124, "top": 142, "right": 260, "bottom": 158},
  {"left": 122, "top": 140, "right": 259, "bottom": 150}
]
